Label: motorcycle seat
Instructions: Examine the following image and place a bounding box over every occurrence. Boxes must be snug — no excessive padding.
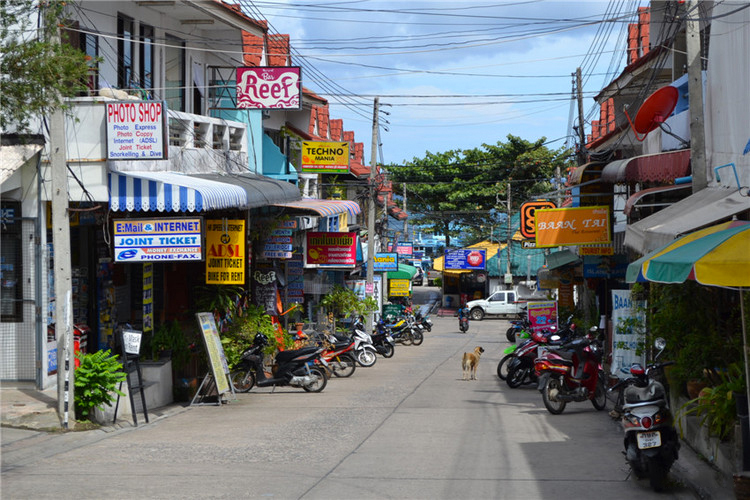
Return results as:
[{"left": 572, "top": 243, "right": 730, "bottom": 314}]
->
[
  {"left": 623, "top": 383, "right": 666, "bottom": 404},
  {"left": 276, "top": 346, "right": 319, "bottom": 364}
]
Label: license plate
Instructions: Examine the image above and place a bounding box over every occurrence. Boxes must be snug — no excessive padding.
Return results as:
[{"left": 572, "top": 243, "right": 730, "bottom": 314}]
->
[
  {"left": 637, "top": 431, "right": 661, "bottom": 449},
  {"left": 386, "top": 335, "right": 394, "bottom": 342}
]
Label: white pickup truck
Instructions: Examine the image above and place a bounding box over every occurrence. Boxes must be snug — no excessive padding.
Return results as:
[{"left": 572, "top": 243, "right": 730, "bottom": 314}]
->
[{"left": 465, "top": 290, "right": 528, "bottom": 320}]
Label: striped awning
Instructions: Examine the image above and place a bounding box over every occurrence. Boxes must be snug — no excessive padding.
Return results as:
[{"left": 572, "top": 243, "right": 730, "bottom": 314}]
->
[
  {"left": 109, "top": 171, "right": 247, "bottom": 212},
  {"left": 273, "top": 198, "right": 362, "bottom": 218}
]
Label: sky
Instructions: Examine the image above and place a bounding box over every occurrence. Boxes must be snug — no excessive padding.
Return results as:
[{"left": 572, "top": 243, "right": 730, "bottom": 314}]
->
[{"left": 245, "top": 0, "right": 645, "bottom": 165}]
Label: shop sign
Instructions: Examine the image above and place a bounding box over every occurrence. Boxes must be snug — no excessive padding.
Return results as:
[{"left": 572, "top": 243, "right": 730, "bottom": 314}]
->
[
  {"left": 579, "top": 243, "right": 614, "bottom": 255},
  {"left": 611, "top": 290, "right": 646, "bottom": 379},
  {"left": 583, "top": 255, "right": 629, "bottom": 279},
  {"left": 195, "top": 312, "right": 231, "bottom": 395},
  {"left": 286, "top": 256, "right": 304, "bottom": 302},
  {"left": 113, "top": 218, "right": 202, "bottom": 262},
  {"left": 105, "top": 100, "right": 167, "bottom": 160},
  {"left": 143, "top": 263, "right": 153, "bottom": 333},
  {"left": 305, "top": 232, "right": 356, "bottom": 268},
  {"left": 300, "top": 141, "right": 350, "bottom": 173},
  {"left": 527, "top": 301, "right": 558, "bottom": 333},
  {"left": 534, "top": 206, "right": 610, "bottom": 248},
  {"left": 396, "top": 242, "right": 413, "bottom": 256},
  {"left": 520, "top": 200, "right": 556, "bottom": 239},
  {"left": 389, "top": 279, "right": 410, "bottom": 296},
  {"left": 205, "top": 219, "right": 245, "bottom": 284},
  {"left": 373, "top": 252, "right": 398, "bottom": 272},
  {"left": 444, "top": 249, "right": 486, "bottom": 270},
  {"left": 522, "top": 239, "right": 537, "bottom": 249},
  {"left": 236, "top": 66, "right": 301, "bottom": 109}
]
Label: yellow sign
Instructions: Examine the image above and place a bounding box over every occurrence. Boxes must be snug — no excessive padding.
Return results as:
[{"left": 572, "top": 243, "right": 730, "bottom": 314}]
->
[
  {"left": 205, "top": 219, "right": 245, "bottom": 284},
  {"left": 195, "top": 312, "right": 231, "bottom": 395},
  {"left": 389, "top": 279, "right": 411, "bottom": 296},
  {"left": 301, "top": 141, "right": 350, "bottom": 173},
  {"left": 535, "top": 206, "right": 611, "bottom": 248}
]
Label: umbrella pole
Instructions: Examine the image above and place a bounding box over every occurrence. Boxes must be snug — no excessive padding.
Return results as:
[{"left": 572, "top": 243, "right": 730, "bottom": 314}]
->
[{"left": 742, "top": 288, "right": 750, "bottom": 471}]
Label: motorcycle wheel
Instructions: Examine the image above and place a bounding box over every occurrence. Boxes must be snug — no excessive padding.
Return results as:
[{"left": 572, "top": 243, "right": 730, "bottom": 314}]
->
[
  {"left": 331, "top": 353, "right": 356, "bottom": 378},
  {"left": 506, "top": 327, "right": 516, "bottom": 343},
  {"left": 497, "top": 354, "right": 513, "bottom": 380},
  {"left": 411, "top": 329, "right": 424, "bottom": 346},
  {"left": 647, "top": 458, "right": 669, "bottom": 492},
  {"left": 380, "top": 342, "right": 395, "bottom": 358},
  {"left": 542, "top": 377, "right": 567, "bottom": 415},
  {"left": 591, "top": 374, "right": 607, "bottom": 410},
  {"left": 302, "top": 367, "right": 327, "bottom": 393},
  {"left": 506, "top": 366, "right": 528, "bottom": 388},
  {"left": 356, "top": 347, "right": 378, "bottom": 367},
  {"left": 230, "top": 369, "right": 256, "bottom": 393}
]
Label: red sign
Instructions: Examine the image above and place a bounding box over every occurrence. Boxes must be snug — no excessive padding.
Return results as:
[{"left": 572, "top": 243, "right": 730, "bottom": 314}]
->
[
  {"left": 305, "top": 232, "right": 357, "bottom": 268},
  {"left": 520, "top": 201, "right": 556, "bottom": 239},
  {"left": 236, "top": 67, "right": 301, "bottom": 110}
]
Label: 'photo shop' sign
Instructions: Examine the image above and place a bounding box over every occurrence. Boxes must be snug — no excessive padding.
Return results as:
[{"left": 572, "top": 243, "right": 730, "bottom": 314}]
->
[
  {"left": 105, "top": 101, "right": 167, "bottom": 160},
  {"left": 236, "top": 67, "right": 301, "bottom": 110}
]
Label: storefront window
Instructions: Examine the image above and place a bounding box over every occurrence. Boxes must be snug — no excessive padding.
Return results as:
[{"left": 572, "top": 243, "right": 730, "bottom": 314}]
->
[
  {"left": 117, "top": 14, "right": 135, "bottom": 90},
  {"left": 1, "top": 202, "right": 23, "bottom": 322},
  {"left": 164, "top": 34, "right": 185, "bottom": 112}
]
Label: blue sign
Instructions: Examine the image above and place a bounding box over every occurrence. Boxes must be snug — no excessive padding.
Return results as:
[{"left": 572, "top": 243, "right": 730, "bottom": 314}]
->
[
  {"left": 583, "top": 255, "right": 629, "bottom": 278},
  {"left": 373, "top": 252, "right": 398, "bottom": 272},
  {"left": 444, "top": 249, "right": 486, "bottom": 270}
]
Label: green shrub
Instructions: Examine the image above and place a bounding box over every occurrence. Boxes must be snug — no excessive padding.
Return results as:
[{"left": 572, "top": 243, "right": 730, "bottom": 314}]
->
[
  {"left": 221, "top": 304, "right": 283, "bottom": 367},
  {"left": 74, "top": 350, "right": 127, "bottom": 420}
]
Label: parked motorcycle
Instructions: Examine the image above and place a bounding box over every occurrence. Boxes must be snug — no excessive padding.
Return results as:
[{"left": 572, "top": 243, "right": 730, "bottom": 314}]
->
[
  {"left": 609, "top": 338, "right": 679, "bottom": 492},
  {"left": 415, "top": 307, "right": 433, "bottom": 332},
  {"left": 230, "top": 333, "right": 328, "bottom": 393},
  {"left": 506, "top": 316, "right": 531, "bottom": 343},
  {"left": 535, "top": 326, "right": 607, "bottom": 414},
  {"left": 353, "top": 316, "right": 395, "bottom": 358},
  {"left": 504, "top": 327, "right": 565, "bottom": 388},
  {"left": 379, "top": 314, "right": 423, "bottom": 346}
]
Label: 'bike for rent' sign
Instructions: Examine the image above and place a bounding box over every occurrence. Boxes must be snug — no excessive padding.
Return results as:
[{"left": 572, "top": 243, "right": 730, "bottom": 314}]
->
[{"left": 205, "top": 219, "right": 245, "bottom": 285}]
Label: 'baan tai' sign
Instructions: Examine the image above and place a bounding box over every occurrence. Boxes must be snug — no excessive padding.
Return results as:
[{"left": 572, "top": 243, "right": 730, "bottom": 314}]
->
[
  {"left": 236, "top": 67, "right": 301, "bottom": 109},
  {"left": 534, "top": 206, "right": 611, "bottom": 248}
]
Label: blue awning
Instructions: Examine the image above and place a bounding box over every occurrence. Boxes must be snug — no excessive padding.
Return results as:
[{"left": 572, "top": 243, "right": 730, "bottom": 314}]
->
[
  {"left": 109, "top": 171, "right": 248, "bottom": 212},
  {"left": 273, "top": 199, "right": 361, "bottom": 218}
]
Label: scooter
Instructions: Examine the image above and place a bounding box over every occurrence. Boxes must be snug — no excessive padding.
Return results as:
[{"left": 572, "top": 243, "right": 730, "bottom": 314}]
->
[
  {"left": 609, "top": 338, "right": 680, "bottom": 492},
  {"left": 415, "top": 307, "right": 433, "bottom": 332},
  {"left": 233, "top": 333, "right": 329, "bottom": 393},
  {"left": 456, "top": 307, "right": 470, "bottom": 333},
  {"left": 504, "top": 327, "right": 565, "bottom": 388},
  {"left": 535, "top": 326, "right": 607, "bottom": 414},
  {"left": 230, "top": 333, "right": 267, "bottom": 392}
]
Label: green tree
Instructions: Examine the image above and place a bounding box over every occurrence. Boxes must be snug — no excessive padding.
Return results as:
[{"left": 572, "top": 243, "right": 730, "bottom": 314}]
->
[
  {"left": 1, "top": 0, "right": 91, "bottom": 132},
  {"left": 386, "top": 135, "right": 570, "bottom": 247}
]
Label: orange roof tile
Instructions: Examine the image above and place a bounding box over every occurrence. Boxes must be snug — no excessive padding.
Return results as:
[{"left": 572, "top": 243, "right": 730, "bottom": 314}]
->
[{"left": 268, "top": 34, "right": 290, "bottom": 66}]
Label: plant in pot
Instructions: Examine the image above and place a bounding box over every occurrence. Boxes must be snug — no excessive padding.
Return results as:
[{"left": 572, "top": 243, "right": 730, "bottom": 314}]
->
[
  {"left": 221, "top": 304, "right": 284, "bottom": 370},
  {"left": 74, "top": 349, "right": 127, "bottom": 423},
  {"left": 319, "top": 285, "right": 361, "bottom": 333}
]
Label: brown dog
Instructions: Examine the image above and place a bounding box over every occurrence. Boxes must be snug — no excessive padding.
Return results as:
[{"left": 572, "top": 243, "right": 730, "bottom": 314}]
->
[{"left": 462, "top": 346, "right": 485, "bottom": 380}]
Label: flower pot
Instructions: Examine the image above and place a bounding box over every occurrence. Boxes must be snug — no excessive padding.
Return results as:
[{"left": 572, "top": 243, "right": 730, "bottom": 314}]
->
[{"left": 687, "top": 379, "right": 708, "bottom": 399}]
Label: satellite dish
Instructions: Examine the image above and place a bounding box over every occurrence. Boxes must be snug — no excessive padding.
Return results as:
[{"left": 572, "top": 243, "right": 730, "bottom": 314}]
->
[{"left": 624, "top": 86, "right": 679, "bottom": 141}]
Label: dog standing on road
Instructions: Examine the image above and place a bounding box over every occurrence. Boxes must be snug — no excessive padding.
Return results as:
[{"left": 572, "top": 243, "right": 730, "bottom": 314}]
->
[{"left": 462, "top": 346, "right": 485, "bottom": 381}]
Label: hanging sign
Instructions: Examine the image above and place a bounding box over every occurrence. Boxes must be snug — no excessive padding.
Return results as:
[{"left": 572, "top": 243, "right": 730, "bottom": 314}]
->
[
  {"left": 236, "top": 66, "right": 301, "bottom": 109},
  {"left": 205, "top": 219, "right": 245, "bottom": 284},
  {"left": 520, "top": 200, "right": 556, "bottom": 239},
  {"left": 389, "top": 279, "right": 411, "bottom": 296},
  {"left": 105, "top": 101, "right": 167, "bottom": 160},
  {"left": 373, "top": 252, "right": 398, "bottom": 272},
  {"left": 113, "top": 218, "right": 202, "bottom": 262},
  {"left": 305, "top": 232, "right": 356, "bottom": 268},
  {"left": 534, "top": 206, "right": 611, "bottom": 247},
  {"left": 301, "top": 141, "right": 350, "bottom": 173}
]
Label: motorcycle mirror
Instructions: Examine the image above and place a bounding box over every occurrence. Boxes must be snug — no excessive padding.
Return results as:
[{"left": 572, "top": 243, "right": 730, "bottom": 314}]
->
[{"left": 654, "top": 337, "right": 666, "bottom": 350}]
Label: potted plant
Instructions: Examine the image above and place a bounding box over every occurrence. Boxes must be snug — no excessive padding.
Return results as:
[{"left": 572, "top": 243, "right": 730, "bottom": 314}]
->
[{"left": 74, "top": 349, "right": 127, "bottom": 424}]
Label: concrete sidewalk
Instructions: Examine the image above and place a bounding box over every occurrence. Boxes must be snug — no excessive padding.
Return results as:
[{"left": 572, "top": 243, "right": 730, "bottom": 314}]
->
[{"left": 0, "top": 382, "right": 738, "bottom": 498}]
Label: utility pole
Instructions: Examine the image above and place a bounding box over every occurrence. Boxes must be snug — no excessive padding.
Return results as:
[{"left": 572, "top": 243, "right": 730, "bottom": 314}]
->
[
  {"left": 685, "top": 0, "right": 707, "bottom": 192},
  {"left": 576, "top": 67, "right": 586, "bottom": 166},
  {"left": 50, "top": 26, "right": 74, "bottom": 428},
  {"left": 367, "top": 97, "right": 379, "bottom": 332},
  {"left": 506, "top": 182, "right": 512, "bottom": 283},
  {"left": 402, "top": 183, "right": 407, "bottom": 239}
]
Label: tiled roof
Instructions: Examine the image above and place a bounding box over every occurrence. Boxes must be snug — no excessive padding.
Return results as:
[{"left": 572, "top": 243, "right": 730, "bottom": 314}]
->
[
  {"left": 329, "top": 119, "right": 343, "bottom": 141},
  {"left": 215, "top": 1, "right": 267, "bottom": 32},
  {"left": 267, "top": 34, "right": 290, "bottom": 66},
  {"left": 241, "top": 33, "right": 264, "bottom": 66}
]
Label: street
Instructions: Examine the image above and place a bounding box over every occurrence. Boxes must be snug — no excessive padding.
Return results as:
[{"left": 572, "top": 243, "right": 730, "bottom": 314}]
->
[{"left": 2, "top": 309, "right": 697, "bottom": 499}]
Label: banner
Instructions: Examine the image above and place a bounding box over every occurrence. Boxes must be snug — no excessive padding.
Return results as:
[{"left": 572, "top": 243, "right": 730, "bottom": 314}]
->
[
  {"left": 534, "top": 206, "right": 611, "bottom": 247},
  {"left": 205, "top": 220, "right": 245, "bottom": 284},
  {"left": 236, "top": 67, "right": 301, "bottom": 109},
  {"left": 305, "top": 232, "right": 356, "bottom": 268},
  {"left": 301, "top": 141, "right": 350, "bottom": 173}
]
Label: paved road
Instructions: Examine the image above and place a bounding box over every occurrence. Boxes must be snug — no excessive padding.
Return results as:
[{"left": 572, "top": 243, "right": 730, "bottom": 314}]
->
[{"left": 2, "top": 315, "right": 697, "bottom": 499}]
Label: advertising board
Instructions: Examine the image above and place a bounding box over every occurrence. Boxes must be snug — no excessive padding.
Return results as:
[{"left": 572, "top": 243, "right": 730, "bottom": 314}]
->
[
  {"left": 205, "top": 219, "right": 245, "bottom": 285},
  {"left": 105, "top": 101, "right": 167, "bottom": 160},
  {"left": 534, "top": 206, "right": 611, "bottom": 247},
  {"left": 444, "top": 249, "right": 486, "bottom": 270},
  {"left": 305, "top": 232, "right": 357, "bottom": 268},
  {"left": 236, "top": 67, "right": 301, "bottom": 109},
  {"left": 527, "top": 301, "right": 558, "bottom": 333},
  {"left": 389, "top": 279, "right": 411, "bottom": 296},
  {"left": 373, "top": 252, "right": 398, "bottom": 272},
  {"left": 301, "top": 141, "right": 350, "bottom": 173},
  {"left": 520, "top": 200, "right": 556, "bottom": 239},
  {"left": 113, "top": 218, "right": 202, "bottom": 262}
]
